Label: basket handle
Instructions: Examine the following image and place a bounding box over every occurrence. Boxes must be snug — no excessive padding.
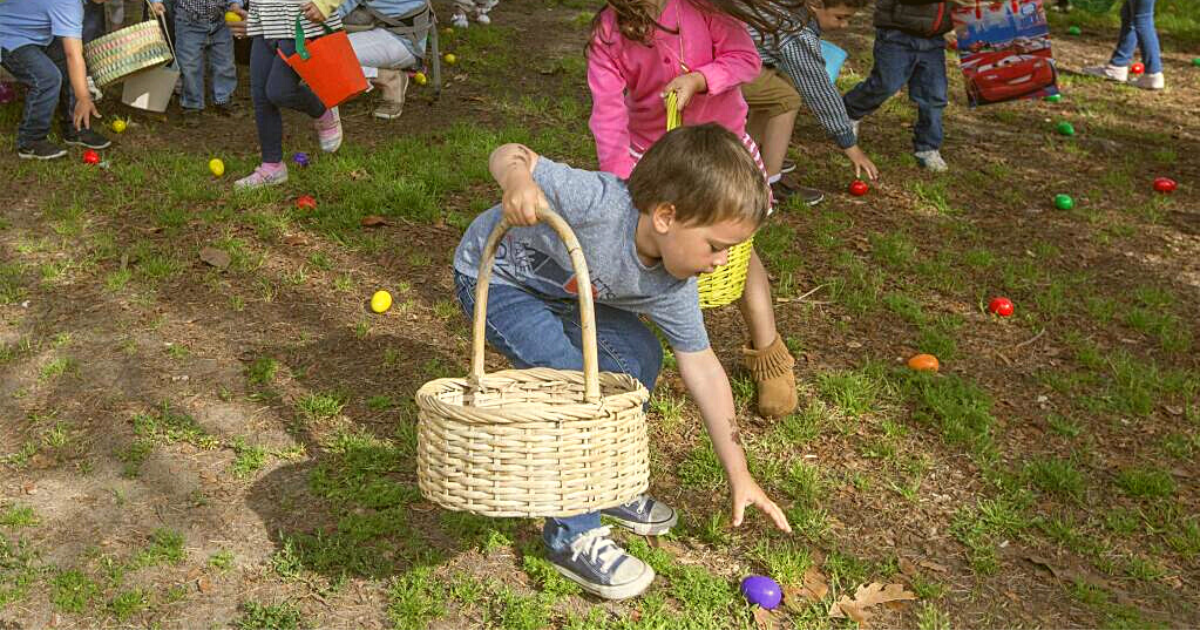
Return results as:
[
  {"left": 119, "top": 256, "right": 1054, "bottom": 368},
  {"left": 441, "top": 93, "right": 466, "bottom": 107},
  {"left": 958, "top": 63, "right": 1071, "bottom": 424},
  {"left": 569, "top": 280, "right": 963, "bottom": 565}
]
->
[
  {"left": 470, "top": 207, "right": 601, "bottom": 403},
  {"left": 146, "top": 0, "right": 176, "bottom": 61}
]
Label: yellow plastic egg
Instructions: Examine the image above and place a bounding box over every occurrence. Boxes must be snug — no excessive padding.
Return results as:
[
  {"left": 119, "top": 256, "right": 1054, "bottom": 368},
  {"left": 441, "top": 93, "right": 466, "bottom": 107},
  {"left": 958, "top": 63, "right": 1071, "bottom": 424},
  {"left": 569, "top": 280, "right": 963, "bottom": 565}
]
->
[
  {"left": 370, "top": 290, "right": 392, "bottom": 314},
  {"left": 413, "top": 71, "right": 428, "bottom": 85},
  {"left": 209, "top": 158, "right": 225, "bottom": 177},
  {"left": 224, "top": 11, "right": 242, "bottom": 22},
  {"left": 111, "top": 119, "right": 127, "bottom": 133},
  {"left": 443, "top": 53, "right": 457, "bottom": 65}
]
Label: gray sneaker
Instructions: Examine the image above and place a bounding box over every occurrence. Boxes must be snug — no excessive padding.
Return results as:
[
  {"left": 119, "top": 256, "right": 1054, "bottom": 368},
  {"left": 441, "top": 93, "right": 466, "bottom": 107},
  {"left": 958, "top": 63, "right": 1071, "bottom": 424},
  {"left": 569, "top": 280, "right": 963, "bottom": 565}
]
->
[
  {"left": 601, "top": 494, "right": 678, "bottom": 536},
  {"left": 915, "top": 149, "right": 948, "bottom": 172},
  {"left": 546, "top": 526, "right": 655, "bottom": 600}
]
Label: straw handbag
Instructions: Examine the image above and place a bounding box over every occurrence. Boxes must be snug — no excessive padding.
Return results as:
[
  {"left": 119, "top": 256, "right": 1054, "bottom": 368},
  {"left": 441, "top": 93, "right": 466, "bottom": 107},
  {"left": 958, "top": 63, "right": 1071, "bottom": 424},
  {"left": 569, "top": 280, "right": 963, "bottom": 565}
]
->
[
  {"left": 416, "top": 208, "right": 651, "bottom": 518},
  {"left": 665, "top": 91, "right": 756, "bottom": 309},
  {"left": 84, "top": 0, "right": 174, "bottom": 88}
]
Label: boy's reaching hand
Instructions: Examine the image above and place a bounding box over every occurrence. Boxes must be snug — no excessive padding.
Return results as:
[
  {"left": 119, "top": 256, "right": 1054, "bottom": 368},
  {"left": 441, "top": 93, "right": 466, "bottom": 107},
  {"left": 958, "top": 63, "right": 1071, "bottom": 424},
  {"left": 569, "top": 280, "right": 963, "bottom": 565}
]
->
[
  {"left": 844, "top": 145, "right": 879, "bottom": 181},
  {"left": 731, "top": 472, "right": 791, "bottom": 533}
]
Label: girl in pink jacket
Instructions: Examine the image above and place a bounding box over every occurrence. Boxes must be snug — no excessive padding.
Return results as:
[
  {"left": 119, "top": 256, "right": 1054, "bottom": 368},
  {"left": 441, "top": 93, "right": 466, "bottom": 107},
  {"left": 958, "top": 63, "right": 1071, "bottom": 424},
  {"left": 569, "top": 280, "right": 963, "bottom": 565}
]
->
[{"left": 587, "top": 0, "right": 797, "bottom": 420}]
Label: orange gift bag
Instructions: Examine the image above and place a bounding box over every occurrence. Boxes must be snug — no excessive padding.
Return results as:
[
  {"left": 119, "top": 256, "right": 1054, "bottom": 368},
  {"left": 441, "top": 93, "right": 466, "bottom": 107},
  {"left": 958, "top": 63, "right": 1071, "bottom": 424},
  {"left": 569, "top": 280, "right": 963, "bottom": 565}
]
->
[{"left": 276, "top": 17, "right": 368, "bottom": 108}]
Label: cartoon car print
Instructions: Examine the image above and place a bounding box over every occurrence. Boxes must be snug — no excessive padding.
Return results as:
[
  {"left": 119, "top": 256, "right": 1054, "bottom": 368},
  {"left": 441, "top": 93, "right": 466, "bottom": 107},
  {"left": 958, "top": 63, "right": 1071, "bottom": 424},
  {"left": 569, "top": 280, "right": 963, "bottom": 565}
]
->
[{"left": 966, "top": 51, "right": 1056, "bottom": 104}]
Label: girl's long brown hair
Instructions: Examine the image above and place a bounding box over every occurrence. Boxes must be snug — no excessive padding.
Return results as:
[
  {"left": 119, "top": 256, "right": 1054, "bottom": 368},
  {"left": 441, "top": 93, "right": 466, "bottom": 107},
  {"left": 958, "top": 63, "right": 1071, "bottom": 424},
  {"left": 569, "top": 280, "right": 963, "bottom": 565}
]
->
[{"left": 588, "top": 0, "right": 819, "bottom": 51}]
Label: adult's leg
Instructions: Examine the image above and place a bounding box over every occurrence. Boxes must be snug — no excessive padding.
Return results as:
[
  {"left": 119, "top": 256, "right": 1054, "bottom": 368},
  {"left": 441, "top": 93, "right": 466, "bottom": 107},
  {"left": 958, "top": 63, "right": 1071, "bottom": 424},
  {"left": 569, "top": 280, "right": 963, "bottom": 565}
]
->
[
  {"left": 1130, "top": 0, "right": 1162, "bottom": 74},
  {"left": 1110, "top": 0, "right": 1138, "bottom": 67},
  {"left": 348, "top": 28, "right": 417, "bottom": 79},
  {"left": 42, "top": 38, "right": 77, "bottom": 136}
]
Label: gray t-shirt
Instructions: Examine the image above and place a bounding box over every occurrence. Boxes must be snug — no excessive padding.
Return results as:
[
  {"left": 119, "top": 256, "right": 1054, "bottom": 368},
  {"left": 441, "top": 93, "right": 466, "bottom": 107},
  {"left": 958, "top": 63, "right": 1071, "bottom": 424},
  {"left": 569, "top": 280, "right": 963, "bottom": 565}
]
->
[{"left": 453, "top": 158, "right": 710, "bottom": 353}]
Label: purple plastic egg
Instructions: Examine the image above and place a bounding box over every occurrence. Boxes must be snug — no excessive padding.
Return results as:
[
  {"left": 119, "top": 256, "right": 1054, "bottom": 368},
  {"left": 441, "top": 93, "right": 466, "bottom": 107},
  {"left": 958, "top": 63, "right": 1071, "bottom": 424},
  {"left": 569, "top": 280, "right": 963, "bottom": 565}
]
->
[
  {"left": 292, "top": 152, "right": 310, "bottom": 167},
  {"left": 740, "top": 575, "right": 782, "bottom": 609},
  {"left": 0, "top": 82, "right": 17, "bottom": 105}
]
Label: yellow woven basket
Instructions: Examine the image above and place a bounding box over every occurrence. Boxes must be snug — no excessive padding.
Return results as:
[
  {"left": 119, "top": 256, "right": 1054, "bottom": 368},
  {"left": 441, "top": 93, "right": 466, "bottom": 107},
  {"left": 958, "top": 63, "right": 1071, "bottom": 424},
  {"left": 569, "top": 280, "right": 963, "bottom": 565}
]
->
[
  {"left": 415, "top": 208, "right": 651, "bottom": 518},
  {"left": 665, "top": 91, "right": 755, "bottom": 309},
  {"left": 84, "top": 13, "right": 173, "bottom": 88}
]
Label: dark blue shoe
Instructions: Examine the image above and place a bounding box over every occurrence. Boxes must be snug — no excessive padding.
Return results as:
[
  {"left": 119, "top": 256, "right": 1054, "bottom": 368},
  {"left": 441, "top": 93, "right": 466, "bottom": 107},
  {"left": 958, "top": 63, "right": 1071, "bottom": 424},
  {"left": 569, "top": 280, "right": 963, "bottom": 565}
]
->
[
  {"left": 601, "top": 494, "right": 678, "bottom": 536},
  {"left": 546, "top": 526, "right": 655, "bottom": 600}
]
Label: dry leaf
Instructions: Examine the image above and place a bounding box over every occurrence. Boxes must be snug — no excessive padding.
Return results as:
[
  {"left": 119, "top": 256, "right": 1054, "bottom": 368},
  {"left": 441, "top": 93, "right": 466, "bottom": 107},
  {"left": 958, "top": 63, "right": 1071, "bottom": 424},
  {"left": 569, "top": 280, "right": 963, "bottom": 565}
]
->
[
  {"left": 349, "top": 168, "right": 369, "bottom": 180},
  {"left": 829, "top": 583, "right": 918, "bottom": 624},
  {"left": 197, "top": 576, "right": 212, "bottom": 593},
  {"left": 918, "top": 560, "right": 949, "bottom": 573},
  {"left": 898, "top": 558, "right": 918, "bottom": 577},
  {"left": 360, "top": 215, "right": 389, "bottom": 227},
  {"left": 752, "top": 607, "right": 778, "bottom": 630},
  {"left": 198, "top": 247, "right": 231, "bottom": 269},
  {"left": 282, "top": 235, "right": 309, "bottom": 246}
]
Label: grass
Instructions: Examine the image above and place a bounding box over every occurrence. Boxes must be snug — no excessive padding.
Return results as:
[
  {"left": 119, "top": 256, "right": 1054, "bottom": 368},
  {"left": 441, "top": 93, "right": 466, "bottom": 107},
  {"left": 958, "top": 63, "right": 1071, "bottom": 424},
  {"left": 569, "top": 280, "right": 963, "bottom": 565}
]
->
[
  {"left": 237, "top": 601, "right": 304, "bottom": 630},
  {"left": 1115, "top": 467, "right": 1176, "bottom": 499}
]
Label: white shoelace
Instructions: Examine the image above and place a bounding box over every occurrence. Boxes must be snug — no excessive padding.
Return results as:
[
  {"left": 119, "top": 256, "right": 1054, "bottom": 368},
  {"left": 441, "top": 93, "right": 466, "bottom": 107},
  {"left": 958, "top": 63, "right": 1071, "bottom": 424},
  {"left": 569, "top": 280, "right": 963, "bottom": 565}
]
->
[
  {"left": 631, "top": 494, "right": 650, "bottom": 515},
  {"left": 568, "top": 527, "right": 623, "bottom": 574}
]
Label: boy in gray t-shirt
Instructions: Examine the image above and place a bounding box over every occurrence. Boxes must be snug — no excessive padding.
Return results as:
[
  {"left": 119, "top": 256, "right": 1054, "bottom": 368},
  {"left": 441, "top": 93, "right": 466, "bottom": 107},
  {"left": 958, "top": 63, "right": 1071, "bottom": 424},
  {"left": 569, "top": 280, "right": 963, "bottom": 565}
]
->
[{"left": 453, "top": 124, "right": 792, "bottom": 601}]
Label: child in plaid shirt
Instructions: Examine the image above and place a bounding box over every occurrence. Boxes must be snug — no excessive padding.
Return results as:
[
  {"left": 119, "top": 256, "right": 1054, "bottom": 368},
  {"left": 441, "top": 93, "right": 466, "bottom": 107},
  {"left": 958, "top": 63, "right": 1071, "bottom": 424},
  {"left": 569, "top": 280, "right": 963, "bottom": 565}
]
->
[
  {"left": 152, "top": 0, "right": 241, "bottom": 121},
  {"left": 742, "top": 0, "right": 879, "bottom": 183}
]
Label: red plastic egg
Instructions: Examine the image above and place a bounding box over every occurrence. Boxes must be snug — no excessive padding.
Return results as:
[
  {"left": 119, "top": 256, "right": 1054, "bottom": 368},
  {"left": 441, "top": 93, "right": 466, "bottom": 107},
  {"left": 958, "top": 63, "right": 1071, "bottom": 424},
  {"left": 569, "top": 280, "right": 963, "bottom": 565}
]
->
[
  {"left": 1130, "top": 62, "right": 1145, "bottom": 75},
  {"left": 1152, "top": 177, "right": 1177, "bottom": 194},
  {"left": 848, "top": 180, "right": 869, "bottom": 196},
  {"left": 82, "top": 149, "right": 100, "bottom": 165},
  {"left": 295, "top": 195, "right": 317, "bottom": 210},
  {"left": 988, "top": 297, "right": 1015, "bottom": 318}
]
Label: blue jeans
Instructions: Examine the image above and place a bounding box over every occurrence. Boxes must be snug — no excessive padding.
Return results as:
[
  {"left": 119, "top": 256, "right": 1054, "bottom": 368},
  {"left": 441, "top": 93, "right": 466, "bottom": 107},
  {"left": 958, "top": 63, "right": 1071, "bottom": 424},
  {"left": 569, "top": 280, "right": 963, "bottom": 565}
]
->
[
  {"left": 1110, "top": 0, "right": 1161, "bottom": 74},
  {"left": 249, "top": 37, "right": 327, "bottom": 163},
  {"left": 175, "top": 15, "right": 237, "bottom": 110},
  {"left": 843, "top": 28, "right": 947, "bottom": 153},
  {"left": 0, "top": 39, "right": 75, "bottom": 148},
  {"left": 453, "top": 272, "right": 663, "bottom": 552}
]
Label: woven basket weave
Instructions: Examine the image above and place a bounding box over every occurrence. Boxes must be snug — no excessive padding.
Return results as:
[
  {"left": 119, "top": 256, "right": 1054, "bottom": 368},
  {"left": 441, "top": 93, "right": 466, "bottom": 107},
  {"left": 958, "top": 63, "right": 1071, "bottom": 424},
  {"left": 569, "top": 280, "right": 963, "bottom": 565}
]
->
[
  {"left": 416, "top": 208, "right": 651, "bottom": 518},
  {"left": 665, "top": 91, "right": 756, "bottom": 309},
  {"left": 85, "top": 19, "right": 173, "bottom": 87}
]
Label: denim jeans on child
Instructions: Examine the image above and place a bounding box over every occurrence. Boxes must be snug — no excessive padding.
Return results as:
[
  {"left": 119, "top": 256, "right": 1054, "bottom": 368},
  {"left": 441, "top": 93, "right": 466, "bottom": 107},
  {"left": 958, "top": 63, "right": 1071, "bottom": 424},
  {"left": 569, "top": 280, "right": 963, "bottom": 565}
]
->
[
  {"left": 249, "top": 36, "right": 327, "bottom": 163},
  {"left": 175, "top": 14, "right": 237, "bottom": 110},
  {"left": 453, "top": 271, "right": 663, "bottom": 553},
  {"left": 843, "top": 27, "right": 947, "bottom": 153},
  {"left": 0, "top": 38, "right": 77, "bottom": 149},
  {"left": 1111, "top": 0, "right": 1161, "bottom": 74}
]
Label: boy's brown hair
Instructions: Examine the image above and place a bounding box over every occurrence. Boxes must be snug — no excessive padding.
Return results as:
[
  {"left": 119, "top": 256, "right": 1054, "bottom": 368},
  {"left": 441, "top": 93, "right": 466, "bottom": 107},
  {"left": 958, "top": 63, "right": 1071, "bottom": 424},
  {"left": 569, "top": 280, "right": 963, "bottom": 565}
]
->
[{"left": 627, "top": 124, "right": 770, "bottom": 228}]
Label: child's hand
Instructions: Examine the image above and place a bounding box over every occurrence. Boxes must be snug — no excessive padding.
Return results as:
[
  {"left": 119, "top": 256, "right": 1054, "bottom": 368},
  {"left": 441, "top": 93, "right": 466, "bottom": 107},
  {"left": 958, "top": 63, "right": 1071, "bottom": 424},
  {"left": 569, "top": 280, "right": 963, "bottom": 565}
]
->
[
  {"left": 301, "top": 2, "right": 327, "bottom": 23},
  {"left": 227, "top": 6, "right": 249, "bottom": 37},
  {"left": 844, "top": 145, "right": 879, "bottom": 181},
  {"left": 502, "top": 181, "right": 549, "bottom": 227},
  {"left": 661, "top": 72, "right": 707, "bottom": 112},
  {"left": 73, "top": 97, "right": 101, "bottom": 131},
  {"left": 730, "top": 472, "right": 791, "bottom": 533}
]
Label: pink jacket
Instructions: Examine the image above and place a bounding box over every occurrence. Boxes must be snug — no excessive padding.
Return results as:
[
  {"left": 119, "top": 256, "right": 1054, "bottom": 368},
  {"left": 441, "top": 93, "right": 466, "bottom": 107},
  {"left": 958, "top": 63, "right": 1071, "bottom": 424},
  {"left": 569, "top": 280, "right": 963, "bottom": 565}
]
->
[{"left": 587, "top": 0, "right": 762, "bottom": 178}]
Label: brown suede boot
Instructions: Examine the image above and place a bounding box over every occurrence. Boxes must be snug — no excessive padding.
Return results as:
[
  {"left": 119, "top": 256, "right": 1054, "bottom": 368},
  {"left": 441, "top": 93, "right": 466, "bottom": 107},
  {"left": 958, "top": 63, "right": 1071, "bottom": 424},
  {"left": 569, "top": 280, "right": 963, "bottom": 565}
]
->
[
  {"left": 371, "top": 69, "right": 408, "bottom": 120},
  {"left": 741, "top": 335, "right": 798, "bottom": 418}
]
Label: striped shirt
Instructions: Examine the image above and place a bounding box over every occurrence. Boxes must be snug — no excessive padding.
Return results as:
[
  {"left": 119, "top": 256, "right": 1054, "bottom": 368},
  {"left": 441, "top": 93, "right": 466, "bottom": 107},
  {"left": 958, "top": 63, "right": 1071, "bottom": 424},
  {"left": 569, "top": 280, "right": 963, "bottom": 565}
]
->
[
  {"left": 750, "top": 20, "right": 857, "bottom": 149},
  {"left": 246, "top": 0, "right": 344, "bottom": 40}
]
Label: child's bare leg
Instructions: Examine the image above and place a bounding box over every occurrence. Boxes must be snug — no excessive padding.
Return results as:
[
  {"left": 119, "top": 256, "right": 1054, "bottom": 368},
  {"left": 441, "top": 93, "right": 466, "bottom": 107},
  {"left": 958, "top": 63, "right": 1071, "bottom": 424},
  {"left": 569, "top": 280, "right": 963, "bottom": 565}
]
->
[
  {"left": 737, "top": 249, "right": 797, "bottom": 418},
  {"left": 758, "top": 109, "right": 799, "bottom": 178},
  {"left": 747, "top": 109, "right": 769, "bottom": 152},
  {"left": 737, "top": 251, "right": 777, "bottom": 351}
]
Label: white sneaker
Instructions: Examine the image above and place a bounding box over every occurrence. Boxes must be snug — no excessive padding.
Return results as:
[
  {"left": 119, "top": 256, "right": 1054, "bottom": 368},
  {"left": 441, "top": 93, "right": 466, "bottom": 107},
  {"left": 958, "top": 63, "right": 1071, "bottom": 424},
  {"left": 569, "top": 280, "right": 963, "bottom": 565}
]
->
[
  {"left": 451, "top": 12, "right": 469, "bottom": 28},
  {"left": 1130, "top": 72, "right": 1164, "bottom": 90},
  {"left": 475, "top": 12, "right": 491, "bottom": 24},
  {"left": 915, "top": 150, "right": 948, "bottom": 172},
  {"left": 1082, "top": 63, "right": 1129, "bottom": 82}
]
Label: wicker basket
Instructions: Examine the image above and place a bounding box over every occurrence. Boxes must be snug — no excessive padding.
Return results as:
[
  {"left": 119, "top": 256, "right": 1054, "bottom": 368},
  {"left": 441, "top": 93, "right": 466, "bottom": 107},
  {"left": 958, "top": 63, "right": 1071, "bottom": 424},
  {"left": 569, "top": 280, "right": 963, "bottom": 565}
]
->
[
  {"left": 665, "top": 91, "right": 756, "bottom": 309},
  {"left": 84, "top": 17, "right": 173, "bottom": 88},
  {"left": 416, "top": 209, "right": 651, "bottom": 518}
]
